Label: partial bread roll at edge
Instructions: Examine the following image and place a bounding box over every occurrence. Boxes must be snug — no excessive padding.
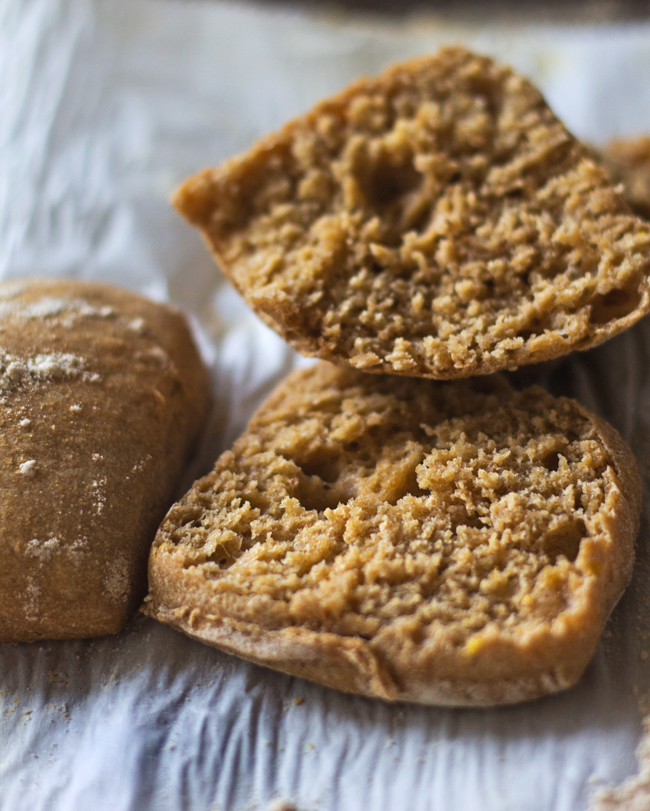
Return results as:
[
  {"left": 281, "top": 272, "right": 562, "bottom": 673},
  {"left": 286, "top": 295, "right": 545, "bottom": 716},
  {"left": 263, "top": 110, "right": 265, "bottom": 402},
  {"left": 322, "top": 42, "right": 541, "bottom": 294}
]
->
[
  {"left": 145, "top": 363, "right": 641, "bottom": 707},
  {"left": 0, "top": 278, "right": 210, "bottom": 642},
  {"left": 174, "top": 47, "right": 650, "bottom": 380},
  {"left": 602, "top": 136, "right": 650, "bottom": 220}
]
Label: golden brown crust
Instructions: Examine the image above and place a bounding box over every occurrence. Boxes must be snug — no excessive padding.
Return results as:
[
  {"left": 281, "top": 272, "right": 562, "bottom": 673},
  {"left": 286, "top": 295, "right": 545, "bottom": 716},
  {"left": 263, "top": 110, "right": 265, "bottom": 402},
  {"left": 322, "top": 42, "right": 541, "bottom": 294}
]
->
[
  {"left": 174, "top": 47, "right": 650, "bottom": 380},
  {"left": 0, "top": 278, "right": 210, "bottom": 642},
  {"left": 145, "top": 363, "right": 640, "bottom": 706}
]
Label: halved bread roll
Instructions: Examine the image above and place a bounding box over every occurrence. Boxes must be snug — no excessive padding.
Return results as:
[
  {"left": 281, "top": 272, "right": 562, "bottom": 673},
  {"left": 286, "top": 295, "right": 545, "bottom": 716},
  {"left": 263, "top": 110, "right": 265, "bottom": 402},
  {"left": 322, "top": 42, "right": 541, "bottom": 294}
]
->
[
  {"left": 174, "top": 47, "right": 650, "bottom": 380},
  {"left": 0, "top": 278, "right": 209, "bottom": 642},
  {"left": 145, "top": 363, "right": 640, "bottom": 706}
]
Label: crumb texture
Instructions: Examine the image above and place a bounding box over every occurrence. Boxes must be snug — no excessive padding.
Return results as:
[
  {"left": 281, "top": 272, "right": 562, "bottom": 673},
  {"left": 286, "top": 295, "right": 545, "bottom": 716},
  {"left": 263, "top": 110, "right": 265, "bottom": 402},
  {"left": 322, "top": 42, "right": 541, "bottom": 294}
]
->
[
  {"left": 148, "top": 363, "right": 640, "bottom": 706},
  {"left": 175, "top": 47, "right": 650, "bottom": 379}
]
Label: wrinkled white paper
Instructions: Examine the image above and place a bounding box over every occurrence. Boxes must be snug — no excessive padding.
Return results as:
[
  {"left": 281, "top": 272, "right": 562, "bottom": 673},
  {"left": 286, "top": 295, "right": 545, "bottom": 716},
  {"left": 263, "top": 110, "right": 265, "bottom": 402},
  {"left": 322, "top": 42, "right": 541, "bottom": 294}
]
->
[{"left": 2, "top": 1, "right": 650, "bottom": 809}]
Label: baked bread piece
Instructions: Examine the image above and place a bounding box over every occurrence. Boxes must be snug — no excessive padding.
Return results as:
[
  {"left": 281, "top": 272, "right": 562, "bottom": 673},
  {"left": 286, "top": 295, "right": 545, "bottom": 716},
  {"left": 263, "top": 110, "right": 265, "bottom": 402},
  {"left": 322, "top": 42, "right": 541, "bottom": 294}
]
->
[
  {"left": 602, "top": 136, "right": 650, "bottom": 220},
  {"left": 145, "top": 363, "right": 640, "bottom": 706},
  {"left": 0, "top": 278, "right": 209, "bottom": 642},
  {"left": 174, "top": 47, "right": 650, "bottom": 380}
]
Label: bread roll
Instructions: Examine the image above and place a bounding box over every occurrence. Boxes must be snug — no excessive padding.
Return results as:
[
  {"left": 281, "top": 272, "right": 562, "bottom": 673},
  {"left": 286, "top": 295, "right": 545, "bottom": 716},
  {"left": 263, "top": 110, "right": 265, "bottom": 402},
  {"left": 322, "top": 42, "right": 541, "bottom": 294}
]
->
[
  {"left": 173, "top": 47, "right": 650, "bottom": 380},
  {"left": 145, "top": 363, "right": 640, "bottom": 706},
  {"left": 0, "top": 278, "right": 209, "bottom": 642}
]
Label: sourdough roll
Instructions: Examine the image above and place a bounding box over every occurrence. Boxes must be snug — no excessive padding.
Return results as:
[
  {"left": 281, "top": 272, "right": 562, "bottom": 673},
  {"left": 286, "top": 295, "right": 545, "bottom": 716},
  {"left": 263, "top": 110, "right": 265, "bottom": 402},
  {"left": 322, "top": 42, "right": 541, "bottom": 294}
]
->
[
  {"left": 146, "top": 363, "right": 640, "bottom": 706},
  {"left": 174, "top": 47, "right": 650, "bottom": 380},
  {"left": 0, "top": 278, "right": 209, "bottom": 642}
]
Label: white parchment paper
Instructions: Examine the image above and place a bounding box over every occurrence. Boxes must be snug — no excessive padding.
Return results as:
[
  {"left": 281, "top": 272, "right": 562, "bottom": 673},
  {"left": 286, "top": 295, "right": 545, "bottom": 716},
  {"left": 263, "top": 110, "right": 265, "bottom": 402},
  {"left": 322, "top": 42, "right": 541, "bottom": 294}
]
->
[{"left": 3, "top": 1, "right": 650, "bottom": 809}]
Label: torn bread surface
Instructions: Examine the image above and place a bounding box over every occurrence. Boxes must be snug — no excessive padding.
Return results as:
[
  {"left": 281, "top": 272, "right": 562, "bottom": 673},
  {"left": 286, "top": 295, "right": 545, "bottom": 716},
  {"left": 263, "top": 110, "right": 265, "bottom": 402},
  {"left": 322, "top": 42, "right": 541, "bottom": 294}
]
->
[
  {"left": 175, "top": 47, "right": 650, "bottom": 380},
  {"left": 146, "top": 363, "right": 640, "bottom": 707}
]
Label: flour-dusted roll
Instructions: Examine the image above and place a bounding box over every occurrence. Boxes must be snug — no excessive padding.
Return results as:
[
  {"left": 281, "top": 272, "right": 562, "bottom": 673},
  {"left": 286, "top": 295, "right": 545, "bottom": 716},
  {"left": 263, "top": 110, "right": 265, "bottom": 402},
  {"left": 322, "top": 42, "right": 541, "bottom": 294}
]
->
[
  {"left": 174, "top": 47, "right": 650, "bottom": 380},
  {"left": 0, "top": 278, "right": 210, "bottom": 642},
  {"left": 145, "top": 363, "right": 640, "bottom": 707}
]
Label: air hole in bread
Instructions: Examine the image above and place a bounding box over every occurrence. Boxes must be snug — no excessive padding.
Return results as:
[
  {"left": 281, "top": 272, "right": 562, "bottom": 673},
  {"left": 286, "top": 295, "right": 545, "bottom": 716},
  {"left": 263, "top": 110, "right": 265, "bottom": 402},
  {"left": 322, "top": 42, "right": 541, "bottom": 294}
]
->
[
  {"left": 295, "top": 452, "right": 341, "bottom": 484},
  {"left": 541, "top": 519, "right": 585, "bottom": 563},
  {"left": 465, "top": 73, "right": 503, "bottom": 117},
  {"left": 295, "top": 479, "right": 348, "bottom": 514},
  {"left": 455, "top": 511, "right": 483, "bottom": 530},
  {"left": 385, "top": 468, "right": 428, "bottom": 505},
  {"left": 203, "top": 535, "right": 242, "bottom": 568},
  {"left": 169, "top": 505, "right": 203, "bottom": 532},
  {"left": 542, "top": 451, "right": 561, "bottom": 472},
  {"left": 589, "top": 278, "right": 643, "bottom": 324},
  {"left": 518, "top": 316, "right": 551, "bottom": 342},
  {"left": 361, "top": 149, "right": 422, "bottom": 212},
  {"left": 244, "top": 490, "right": 271, "bottom": 513}
]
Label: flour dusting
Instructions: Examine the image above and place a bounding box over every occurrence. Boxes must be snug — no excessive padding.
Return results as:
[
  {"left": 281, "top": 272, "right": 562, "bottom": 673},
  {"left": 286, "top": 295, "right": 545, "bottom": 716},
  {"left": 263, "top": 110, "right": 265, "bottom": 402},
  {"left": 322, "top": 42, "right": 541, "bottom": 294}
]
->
[
  {"left": 25, "top": 537, "right": 62, "bottom": 561},
  {"left": 128, "top": 317, "right": 145, "bottom": 333},
  {"left": 105, "top": 555, "right": 129, "bottom": 600},
  {"left": 90, "top": 477, "right": 107, "bottom": 515},
  {"left": 0, "top": 283, "right": 26, "bottom": 300},
  {"left": 24, "top": 581, "right": 40, "bottom": 621},
  {"left": 24, "top": 536, "right": 86, "bottom": 562},
  {"left": 0, "top": 351, "right": 97, "bottom": 392},
  {"left": 0, "top": 297, "right": 115, "bottom": 323}
]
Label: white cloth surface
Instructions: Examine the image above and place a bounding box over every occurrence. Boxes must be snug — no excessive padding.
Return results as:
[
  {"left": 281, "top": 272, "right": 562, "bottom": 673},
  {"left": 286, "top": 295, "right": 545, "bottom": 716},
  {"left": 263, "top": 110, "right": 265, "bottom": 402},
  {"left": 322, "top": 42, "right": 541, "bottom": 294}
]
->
[{"left": 2, "top": 1, "right": 650, "bottom": 809}]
